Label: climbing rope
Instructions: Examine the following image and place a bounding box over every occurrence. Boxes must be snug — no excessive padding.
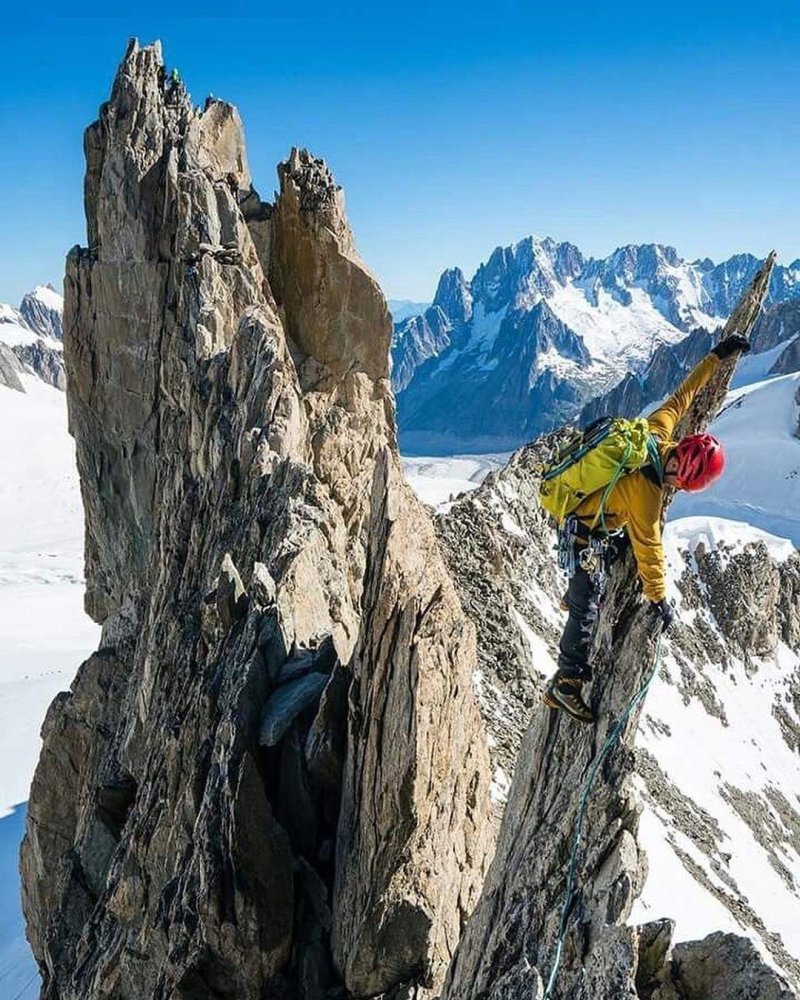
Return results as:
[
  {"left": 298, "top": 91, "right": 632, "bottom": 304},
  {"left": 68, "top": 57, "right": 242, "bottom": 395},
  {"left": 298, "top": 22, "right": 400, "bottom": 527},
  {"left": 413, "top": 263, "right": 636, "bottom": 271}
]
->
[{"left": 541, "top": 634, "right": 664, "bottom": 1000}]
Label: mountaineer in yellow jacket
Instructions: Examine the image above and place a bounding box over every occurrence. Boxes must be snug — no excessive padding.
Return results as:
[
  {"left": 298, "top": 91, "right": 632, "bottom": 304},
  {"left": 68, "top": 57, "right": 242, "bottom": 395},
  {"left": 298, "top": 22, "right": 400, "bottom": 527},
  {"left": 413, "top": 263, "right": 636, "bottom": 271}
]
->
[{"left": 543, "top": 333, "right": 750, "bottom": 723}]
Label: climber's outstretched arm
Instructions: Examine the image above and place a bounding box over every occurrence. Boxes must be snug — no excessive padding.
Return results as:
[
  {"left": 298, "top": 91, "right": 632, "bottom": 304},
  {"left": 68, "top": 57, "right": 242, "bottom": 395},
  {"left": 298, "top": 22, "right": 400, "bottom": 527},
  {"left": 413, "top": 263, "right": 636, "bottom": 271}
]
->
[{"left": 647, "top": 353, "right": 720, "bottom": 441}]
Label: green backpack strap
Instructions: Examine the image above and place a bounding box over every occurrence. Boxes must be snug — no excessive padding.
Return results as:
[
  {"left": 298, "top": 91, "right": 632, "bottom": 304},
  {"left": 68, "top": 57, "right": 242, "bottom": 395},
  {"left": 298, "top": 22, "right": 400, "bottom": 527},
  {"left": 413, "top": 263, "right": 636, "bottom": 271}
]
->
[{"left": 646, "top": 433, "right": 664, "bottom": 484}]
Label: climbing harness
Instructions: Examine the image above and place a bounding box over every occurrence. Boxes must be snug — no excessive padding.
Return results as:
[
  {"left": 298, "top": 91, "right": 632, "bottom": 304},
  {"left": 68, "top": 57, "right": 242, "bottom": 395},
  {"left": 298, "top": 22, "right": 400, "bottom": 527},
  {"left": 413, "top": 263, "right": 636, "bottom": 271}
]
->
[
  {"left": 557, "top": 516, "right": 625, "bottom": 595},
  {"left": 541, "top": 634, "right": 665, "bottom": 1000}
]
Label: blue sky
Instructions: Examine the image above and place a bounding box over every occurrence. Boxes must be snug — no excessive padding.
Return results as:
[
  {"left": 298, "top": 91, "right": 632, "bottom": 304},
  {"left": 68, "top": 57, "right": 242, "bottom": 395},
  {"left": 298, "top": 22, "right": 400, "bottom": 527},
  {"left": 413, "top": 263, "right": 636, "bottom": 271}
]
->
[{"left": 1, "top": 2, "right": 799, "bottom": 303}]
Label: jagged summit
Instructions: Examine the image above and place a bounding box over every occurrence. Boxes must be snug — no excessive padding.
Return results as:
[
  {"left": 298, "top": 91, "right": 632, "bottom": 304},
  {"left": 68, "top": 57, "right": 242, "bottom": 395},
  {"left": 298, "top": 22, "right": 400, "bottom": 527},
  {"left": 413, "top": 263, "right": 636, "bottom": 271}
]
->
[
  {"left": 0, "top": 284, "right": 65, "bottom": 390},
  {"left": 22, "top": 40, "right": 491, "bottom": 1000}
]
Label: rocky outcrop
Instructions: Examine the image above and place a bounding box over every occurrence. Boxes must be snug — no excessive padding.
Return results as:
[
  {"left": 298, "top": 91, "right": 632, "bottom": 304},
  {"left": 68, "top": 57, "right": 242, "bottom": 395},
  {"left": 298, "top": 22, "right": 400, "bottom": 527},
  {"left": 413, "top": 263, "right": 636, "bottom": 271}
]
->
[
  {"left": 22, "top": 39, "right": 491, "bottom": 1000},
  {"left": 0, "top": 338, "right": 65, "bottom": 392},
  {"left": 772, "top": 334, "right": 800, "bottom": 375},
  {"left": 12, "top": 340, "right": 66, "bottom": 390},
  {"left": 669, "top": 932, "right": 795, "bottom": 999},
  {"left": 0, "top": 341, "right": 25, "bottom": 392}
]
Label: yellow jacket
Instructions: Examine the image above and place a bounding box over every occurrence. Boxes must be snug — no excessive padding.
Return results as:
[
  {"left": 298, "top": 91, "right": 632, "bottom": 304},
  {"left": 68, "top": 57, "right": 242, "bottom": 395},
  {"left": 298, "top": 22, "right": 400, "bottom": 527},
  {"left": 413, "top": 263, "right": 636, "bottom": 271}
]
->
[{"left": 574, "top": 353, "right": 720, "bottom": 602}]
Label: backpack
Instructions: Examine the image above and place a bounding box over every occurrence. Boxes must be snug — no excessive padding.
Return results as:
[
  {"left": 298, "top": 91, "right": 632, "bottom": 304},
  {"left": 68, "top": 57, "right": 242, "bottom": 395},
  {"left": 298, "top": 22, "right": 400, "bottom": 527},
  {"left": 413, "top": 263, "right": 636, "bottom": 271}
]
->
[{"left": 539, "top": 416, "right": 661, "bottom": 528}]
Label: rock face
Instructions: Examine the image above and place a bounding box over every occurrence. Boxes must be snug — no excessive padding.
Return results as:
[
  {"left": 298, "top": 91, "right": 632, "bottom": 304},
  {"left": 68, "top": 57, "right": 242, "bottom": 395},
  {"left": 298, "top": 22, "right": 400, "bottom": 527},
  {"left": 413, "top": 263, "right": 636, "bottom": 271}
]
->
[
  {"left": 22, "top": 39, "right": 492, "bottom": 1000},
  {"left": 0, "top": 341, "right": 25, "bottom": 392},
  {"left": 13, "top": 341, "right": 67, "bottom": 390},
  {"left": 669, "top": 932, "right": 796, "bottom": 999},
  {"left": 772, "top": 333, "right": 800, "bottom": 375}
]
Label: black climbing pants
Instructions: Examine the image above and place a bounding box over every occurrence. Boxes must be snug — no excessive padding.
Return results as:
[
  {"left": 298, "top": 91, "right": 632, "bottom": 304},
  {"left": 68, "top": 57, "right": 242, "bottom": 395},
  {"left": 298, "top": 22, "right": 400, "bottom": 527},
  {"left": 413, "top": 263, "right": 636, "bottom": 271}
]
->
[{"left": 556, "top": 547, "right": 604, "bottom": 682}]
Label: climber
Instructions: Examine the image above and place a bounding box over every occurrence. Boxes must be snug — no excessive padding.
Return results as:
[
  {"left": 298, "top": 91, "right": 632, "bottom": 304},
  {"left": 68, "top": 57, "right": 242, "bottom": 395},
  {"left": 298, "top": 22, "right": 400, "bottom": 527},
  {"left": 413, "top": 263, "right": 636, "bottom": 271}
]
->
[{"left": 542, "top": 333, "right": 750, "bottom": 723}]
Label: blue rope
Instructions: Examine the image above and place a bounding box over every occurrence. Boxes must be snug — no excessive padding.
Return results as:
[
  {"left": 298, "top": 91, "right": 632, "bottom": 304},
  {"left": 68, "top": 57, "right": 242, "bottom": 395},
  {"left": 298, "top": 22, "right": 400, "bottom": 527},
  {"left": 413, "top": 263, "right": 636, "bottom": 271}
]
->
[{"left": 541, "top": 634, "right": 664, "bottom": 1000}]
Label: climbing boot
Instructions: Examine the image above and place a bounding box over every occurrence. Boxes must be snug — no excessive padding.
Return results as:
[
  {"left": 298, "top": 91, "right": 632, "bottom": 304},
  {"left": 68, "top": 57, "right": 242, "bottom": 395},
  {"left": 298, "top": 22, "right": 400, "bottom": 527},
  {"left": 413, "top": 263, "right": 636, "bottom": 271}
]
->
[
  {"left": 547, "top": 677, "right": 595, "bottom": 724},
  {"left": 540, "top": 682, "right": 560, "bottom": 709}
]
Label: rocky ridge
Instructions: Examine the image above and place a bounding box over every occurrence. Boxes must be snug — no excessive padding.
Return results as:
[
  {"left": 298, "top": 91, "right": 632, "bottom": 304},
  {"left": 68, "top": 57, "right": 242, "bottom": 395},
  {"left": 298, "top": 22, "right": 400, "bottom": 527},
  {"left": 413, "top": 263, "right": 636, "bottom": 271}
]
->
[
  {"left": 434, "top": 438, "right": 800, "bottom": 995},
  {"left": 22, "top": 40, "right": 491, "bottom": 1000},
  {"left": 435, "top": 256, "right": 799, "bottom": 999}
]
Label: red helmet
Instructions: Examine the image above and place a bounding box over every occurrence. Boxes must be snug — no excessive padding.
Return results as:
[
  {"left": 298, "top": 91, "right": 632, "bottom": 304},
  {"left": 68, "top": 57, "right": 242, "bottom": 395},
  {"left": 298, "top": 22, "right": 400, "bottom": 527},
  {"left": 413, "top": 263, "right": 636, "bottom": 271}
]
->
[{"left": 675, "top": 433, "right": 725, "bottom": 492}]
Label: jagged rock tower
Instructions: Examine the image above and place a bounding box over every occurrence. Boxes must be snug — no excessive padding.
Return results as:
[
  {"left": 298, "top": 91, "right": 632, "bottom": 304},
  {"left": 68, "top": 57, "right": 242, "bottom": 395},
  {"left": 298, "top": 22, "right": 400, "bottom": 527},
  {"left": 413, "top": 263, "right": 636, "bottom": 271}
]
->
[{"left": 21, "top": 40, "right": 493, "bottom": 1000}]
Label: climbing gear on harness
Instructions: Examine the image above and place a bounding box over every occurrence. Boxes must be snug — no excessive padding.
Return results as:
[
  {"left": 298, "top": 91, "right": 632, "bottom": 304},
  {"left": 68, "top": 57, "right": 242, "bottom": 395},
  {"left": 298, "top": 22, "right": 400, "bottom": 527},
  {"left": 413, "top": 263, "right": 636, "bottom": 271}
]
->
[
  {"left": 556, "top": 516, "right": 582, "bottom": 576},
  {"left": 557, "top": 518, "right": 623, "bottom": 606},
  {"left": 539, "top": 417, "right": 658, "bottom": 527},
  {"left": 543, "top": 676, "right": 596, "bottom": 724},
  {"left": 675, "top": 433, "right": 725, "bottom": 493},
  {"left": 541, "top": 635, "right": 665, "bottom": 1000}
]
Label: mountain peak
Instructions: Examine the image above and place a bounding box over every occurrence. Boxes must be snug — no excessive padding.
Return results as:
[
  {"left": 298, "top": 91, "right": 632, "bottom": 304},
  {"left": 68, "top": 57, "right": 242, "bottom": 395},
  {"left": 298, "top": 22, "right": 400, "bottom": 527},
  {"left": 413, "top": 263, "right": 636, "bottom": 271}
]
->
[
  {"left": 433, "top": 267, "right": 472, "bottom": 324},
  {"left": 19, "top": 284, "right": 63, "bottom": 341}
]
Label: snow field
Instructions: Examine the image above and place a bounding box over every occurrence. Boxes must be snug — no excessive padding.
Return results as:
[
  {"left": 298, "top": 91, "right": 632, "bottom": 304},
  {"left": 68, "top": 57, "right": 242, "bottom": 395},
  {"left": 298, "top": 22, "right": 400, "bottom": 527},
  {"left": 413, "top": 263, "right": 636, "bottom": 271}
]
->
[{"left": 0, "top": 375, "right": 99, "bottom": 998}]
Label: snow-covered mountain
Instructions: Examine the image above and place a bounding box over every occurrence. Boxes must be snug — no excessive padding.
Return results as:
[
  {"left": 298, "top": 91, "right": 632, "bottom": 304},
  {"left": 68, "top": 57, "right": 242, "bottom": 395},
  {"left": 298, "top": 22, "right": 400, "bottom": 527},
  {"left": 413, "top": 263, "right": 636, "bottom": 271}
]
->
[
  {"left": 0, "top": 285, "right": 63, "bottom": 346},
  {"left": 19, "top": 284, "right": 63, "bottom": 341},
  {"left": 394, "top": 240, "right": 800, "bottom": 453},
  {"left": 0, "top": 286, "right": 65, "bottom": 390},
  {"left": 407, "top": 363, "right": 800, "bottom": 986},
  {"left": 581, "top": 298, "right": 800, "bottom": 429}
]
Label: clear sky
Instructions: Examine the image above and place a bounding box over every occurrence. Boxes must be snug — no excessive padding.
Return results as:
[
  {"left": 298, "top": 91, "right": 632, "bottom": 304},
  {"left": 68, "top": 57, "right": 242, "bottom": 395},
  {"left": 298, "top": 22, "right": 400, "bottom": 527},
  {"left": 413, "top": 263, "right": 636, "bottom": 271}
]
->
[{"left": 1, "top": 2, "right": 799, "bottom": 304}]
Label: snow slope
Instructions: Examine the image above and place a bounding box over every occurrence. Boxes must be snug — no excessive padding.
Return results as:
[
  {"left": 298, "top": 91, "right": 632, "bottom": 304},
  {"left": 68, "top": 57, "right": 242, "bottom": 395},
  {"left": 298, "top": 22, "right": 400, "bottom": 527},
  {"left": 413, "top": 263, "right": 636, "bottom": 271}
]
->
[
  {"left": 672, "top": 372, "right": 800, "bottom": 544},
  {"left": 0, "top": 375, "right": 99, "bottom": 997},
  {"left": 629, "top": 517, "right": 800, "bottom": 979}
]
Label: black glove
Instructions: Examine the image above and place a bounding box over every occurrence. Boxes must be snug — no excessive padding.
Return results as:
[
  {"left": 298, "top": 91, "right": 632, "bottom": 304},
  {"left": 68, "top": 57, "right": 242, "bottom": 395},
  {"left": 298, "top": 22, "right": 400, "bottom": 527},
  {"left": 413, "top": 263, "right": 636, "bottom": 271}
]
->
[
  {"left": 712, "top": 334, "right": 751, "bottom": 360},
  {"left": 648, "top": 599, "right": 675, "bottom": 633}
]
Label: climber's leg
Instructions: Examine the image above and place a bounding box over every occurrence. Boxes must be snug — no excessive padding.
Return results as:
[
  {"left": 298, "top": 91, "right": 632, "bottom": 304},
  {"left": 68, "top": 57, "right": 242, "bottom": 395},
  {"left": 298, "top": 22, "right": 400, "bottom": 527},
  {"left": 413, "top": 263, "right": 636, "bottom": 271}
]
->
[
  {"left": 541, "top": 552, "right": 602, "bottom": 723},
  {"left": 557, "top": 560, "right": 600, "bottom": 682}
]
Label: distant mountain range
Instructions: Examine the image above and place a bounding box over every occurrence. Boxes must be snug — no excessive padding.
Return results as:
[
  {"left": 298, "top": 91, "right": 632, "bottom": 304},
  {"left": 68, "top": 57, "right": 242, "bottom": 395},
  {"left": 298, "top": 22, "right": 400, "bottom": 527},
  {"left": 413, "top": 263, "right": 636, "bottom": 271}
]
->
[
  {"left": 388, "top": 299, "right": 430, "bottom": 324},
  {"left": 0, "top": 284, "right": 65, "bottom": 391},
  {"left": 392, "top": 240, "right": 800, "bottom": 453}
]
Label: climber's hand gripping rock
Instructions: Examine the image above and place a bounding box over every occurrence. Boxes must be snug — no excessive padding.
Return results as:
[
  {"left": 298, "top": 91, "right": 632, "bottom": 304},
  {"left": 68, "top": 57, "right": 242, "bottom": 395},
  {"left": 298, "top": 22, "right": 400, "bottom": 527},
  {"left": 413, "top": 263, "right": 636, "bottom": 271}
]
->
[
  {"left": 647, "top": 598, "right": 675, "bottom": 635},
  {"left": 712, "top": 333, "right": 751, "bottom": 359}
]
